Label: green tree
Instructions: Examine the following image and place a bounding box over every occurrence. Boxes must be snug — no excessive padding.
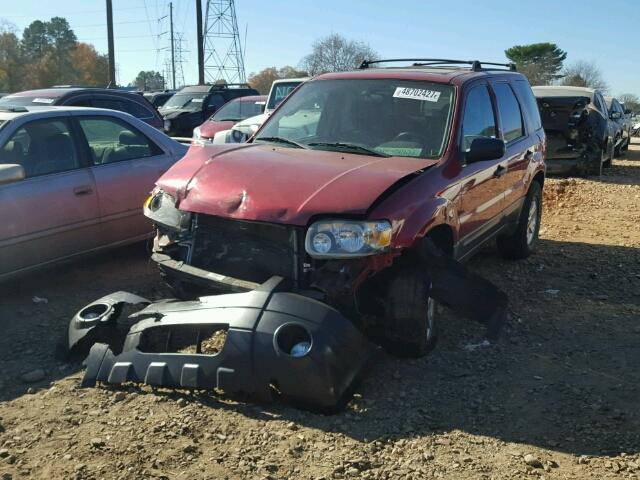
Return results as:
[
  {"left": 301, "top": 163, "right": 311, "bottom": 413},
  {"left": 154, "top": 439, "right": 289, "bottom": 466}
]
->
[
  {"left": 248, "top": 66, "right": 308, "bottom": 94},
  {"left": 505, "top": 42, "right": 567, "bottom": 86},
  {"left": 129, "top": 70, "right": 166, "bottom": 90},
  {"left": 0, "top": 22, "right": 22, "bottom": 92},
  {"left": 21, "top": 20, "right": 48, "bottom": 60}
]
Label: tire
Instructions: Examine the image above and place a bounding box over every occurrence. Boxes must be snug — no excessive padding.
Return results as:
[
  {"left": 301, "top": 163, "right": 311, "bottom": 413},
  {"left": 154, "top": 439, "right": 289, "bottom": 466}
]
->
[
  {"left": 384, "top": 267, "right": 437, "bottom": 358},
  {"left": 613, "top": 135, "right": 622, "bottom": 158},
  {"left": 497, "top": 181, "right": 542, "bottom": 260}
]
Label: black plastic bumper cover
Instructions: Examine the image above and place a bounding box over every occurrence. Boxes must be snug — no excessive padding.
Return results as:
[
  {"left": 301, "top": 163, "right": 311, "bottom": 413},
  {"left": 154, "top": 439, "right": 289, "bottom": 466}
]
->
[{"left": 74, "top": 277, "right": 376, "bottom": 410}]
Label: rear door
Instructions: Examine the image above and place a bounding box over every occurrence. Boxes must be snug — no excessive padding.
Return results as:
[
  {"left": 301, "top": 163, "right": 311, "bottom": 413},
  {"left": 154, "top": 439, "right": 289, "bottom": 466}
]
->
[
  {"left": 74, "top": 114, "right": 175, "bottom": 245},
  {"left": 491, "top": 81, "right": 539, "bottom": 220},
  {"left": 0, "top": 115, "right": 100, "bottom": 277}
]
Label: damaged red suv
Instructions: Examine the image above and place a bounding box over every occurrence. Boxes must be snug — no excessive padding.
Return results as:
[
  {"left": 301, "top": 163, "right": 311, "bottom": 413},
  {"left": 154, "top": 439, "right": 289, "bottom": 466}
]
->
[{"left": 144, "top": 59, "right": 546, "bottom": 356}]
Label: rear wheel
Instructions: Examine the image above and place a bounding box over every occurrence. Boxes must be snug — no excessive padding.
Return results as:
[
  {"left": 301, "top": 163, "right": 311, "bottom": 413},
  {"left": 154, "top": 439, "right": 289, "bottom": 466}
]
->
[
  {"left": 384, "top": 268, "right": 437, "bottom": 358},
  {"left": 497, "top": 181, "right": 542, "bottom": 259}
]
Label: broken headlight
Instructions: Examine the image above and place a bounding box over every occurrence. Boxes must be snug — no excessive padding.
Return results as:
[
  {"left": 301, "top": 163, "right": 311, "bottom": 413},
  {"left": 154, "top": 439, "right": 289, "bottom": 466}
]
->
[
  {"left": 143, "top": 189, "right": 191, "bottom": 231},
  {"left": 305, "top": 220, "right": 392, "bottom": 258}
]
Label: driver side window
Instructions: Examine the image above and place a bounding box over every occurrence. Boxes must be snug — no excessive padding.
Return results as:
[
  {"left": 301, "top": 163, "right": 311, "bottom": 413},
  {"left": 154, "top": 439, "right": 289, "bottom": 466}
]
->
[{"left": 462, "top": 85, "right": 497, "bottom": 151}]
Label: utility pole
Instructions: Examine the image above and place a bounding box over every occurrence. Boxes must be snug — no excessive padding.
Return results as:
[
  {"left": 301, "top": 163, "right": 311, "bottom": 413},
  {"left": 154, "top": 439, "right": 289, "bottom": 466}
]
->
[
  {"left": 196, "top": 0, "right": 204, "bottom": 85},
  {"left": 106, "top": 0, "right": 116, "bottom": 86},
  {"left": 170, "top": 2, "right": 176, "bottom": 90}
]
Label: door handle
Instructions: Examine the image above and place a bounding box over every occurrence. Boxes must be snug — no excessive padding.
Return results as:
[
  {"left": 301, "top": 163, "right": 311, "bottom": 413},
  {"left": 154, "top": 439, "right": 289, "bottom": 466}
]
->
[
  {"left": 493, "top": 165, "right": 507, "bottom": 178},
  {"left": 73, "top": 185, "right": 93, "bottom": 196}
]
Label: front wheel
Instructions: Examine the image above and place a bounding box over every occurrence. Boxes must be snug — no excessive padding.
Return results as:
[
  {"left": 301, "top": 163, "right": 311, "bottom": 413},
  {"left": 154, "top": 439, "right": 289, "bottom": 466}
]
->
[
  {"left": 497, "top": 181, "right": 542, "bottom": 259},
  {"left": 384, "top": 268, "right": 437, "bottom": 357}
]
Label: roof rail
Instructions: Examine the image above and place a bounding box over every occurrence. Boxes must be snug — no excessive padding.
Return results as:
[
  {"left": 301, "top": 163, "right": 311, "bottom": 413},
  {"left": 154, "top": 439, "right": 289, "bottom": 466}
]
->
[
  {"left": 358, "top": 58, "right": 517, "bottom": 72},
  {"left": 0, "top": 106, "right": 28, "bottom": 113}
]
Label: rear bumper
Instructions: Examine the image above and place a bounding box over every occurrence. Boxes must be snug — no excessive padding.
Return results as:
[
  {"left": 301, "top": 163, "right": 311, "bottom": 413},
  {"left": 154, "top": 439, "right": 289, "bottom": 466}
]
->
[{"left": 545, "top": 156, "right": 597, "bottom": 175}]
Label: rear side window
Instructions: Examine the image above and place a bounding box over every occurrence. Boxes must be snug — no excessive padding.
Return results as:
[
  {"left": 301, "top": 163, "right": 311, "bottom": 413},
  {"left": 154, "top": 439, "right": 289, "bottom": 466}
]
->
[
  {"left": 91, "top": 98, "right": 126, "bottom": 112},
  {"left": 78, "top": 117, "right": 161, "bottom": 165},
  {"left": 512, "top": 81, "right": 542, "bottom": 131},
  {"left": 493, "top": 83, "right": 525, "bottom": 143},
  {"left": 125, "top": 100, "right": 154, "bottom": 119},
  {"left": 462, "top": 85, "right": 497, "bottom": 151}
]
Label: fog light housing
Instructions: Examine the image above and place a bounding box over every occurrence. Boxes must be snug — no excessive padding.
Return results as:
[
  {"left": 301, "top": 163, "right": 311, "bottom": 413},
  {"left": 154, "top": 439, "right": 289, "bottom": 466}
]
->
[{"left": 274, "top": 323, "right": 312, "bottom": 358}]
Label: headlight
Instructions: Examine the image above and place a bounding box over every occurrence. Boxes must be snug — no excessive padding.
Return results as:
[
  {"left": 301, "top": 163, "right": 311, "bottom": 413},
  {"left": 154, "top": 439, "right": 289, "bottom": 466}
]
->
[
  {"left": 163, "top": 119, "right": 171, "bottom": 132},
  {"left": 143, "top": 190, "right": 191, "bottom": 231},
  {"left": 305, "top": 220, "right": 392, "bottom": 258}
]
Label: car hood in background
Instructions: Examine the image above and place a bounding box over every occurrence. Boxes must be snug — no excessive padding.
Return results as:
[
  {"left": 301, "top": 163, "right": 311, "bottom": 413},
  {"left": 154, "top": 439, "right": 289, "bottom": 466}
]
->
[{"left": 157, "top": 143, "right": 437, "bottom": 225}]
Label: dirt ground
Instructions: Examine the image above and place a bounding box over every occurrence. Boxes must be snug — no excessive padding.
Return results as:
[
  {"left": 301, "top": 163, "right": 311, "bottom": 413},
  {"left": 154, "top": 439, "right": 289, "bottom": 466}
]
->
[{"left": 1, "top": 141, "right": 639, "bottom": 480}]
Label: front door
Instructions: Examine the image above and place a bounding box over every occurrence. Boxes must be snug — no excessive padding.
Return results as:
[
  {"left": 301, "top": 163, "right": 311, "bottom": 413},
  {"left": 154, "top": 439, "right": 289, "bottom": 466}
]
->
[{"left": 455, "top": 83, "right": 507, "bottom": 258}]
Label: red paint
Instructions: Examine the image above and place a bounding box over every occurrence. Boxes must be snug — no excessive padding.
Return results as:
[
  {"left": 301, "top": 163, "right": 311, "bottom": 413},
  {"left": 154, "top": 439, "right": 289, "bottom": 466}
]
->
[
  {"left": 158, "top": 143, "right": 438, "bottom": 225},
  {"left": 157, "top": 68, "right": 546, "bottom": 263}
]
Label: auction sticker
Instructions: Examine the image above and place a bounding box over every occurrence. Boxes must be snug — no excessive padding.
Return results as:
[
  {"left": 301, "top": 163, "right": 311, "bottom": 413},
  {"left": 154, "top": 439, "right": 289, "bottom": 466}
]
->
[
  {"left": 33, "top": 98, "right": 56, "bottom": 104},
  {"left": 393, "top": 87, "right": 441, "bottom": 102}
]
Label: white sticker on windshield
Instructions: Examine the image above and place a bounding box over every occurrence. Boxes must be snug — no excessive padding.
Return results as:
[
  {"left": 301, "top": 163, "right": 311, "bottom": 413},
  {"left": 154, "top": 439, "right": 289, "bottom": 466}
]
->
[
  {"left": 191, "top": 98, "right": 204, "bottom": 103},
  {"left": 33, "top": 98, "right": 55, "bottom": 104},
  {"left": 393, "top": 87, "right": 441, "bottom": 102}
]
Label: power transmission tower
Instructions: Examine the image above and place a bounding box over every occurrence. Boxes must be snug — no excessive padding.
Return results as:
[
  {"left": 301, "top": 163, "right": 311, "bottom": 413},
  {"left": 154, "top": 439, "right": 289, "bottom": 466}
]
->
[
  {"left": 158, "top": 3, "right": 188, "bottom": 89},
  {"left": 202, "top": 0, "right": 246, "bottom": 84}
]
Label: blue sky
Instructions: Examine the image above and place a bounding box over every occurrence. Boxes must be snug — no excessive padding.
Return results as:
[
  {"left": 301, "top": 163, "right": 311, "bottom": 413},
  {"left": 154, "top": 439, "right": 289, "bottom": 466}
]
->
[{"left": 1, "top": 0, "right": 638, "bottom": 96}]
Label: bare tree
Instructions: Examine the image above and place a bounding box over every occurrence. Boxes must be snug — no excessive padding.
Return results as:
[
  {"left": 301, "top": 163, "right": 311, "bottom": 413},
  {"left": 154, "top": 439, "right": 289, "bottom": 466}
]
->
[
  {"left": 300, "top": 34, "right": 378, "bottom": 76},
  {"left": 618, "top": 93, "right": 640, "bottom": 112},
  {"left": 560, "top": 61, "right": 609, "bottom": 92}
]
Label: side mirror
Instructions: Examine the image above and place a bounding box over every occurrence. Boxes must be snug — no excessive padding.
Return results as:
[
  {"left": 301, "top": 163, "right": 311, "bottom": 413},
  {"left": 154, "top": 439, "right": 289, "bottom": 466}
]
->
[
  {"left": 610, "top": 111, "right": 622, "bottom": 120},
  {"left": 465, "top": 138, "right": 505, "bottom": 163},
  {"left": 0, "top": 164, "right": 25, "bottom": 186}
]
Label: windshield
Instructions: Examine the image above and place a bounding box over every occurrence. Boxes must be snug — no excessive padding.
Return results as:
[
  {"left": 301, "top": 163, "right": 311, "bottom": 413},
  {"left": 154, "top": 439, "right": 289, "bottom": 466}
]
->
[
  {"left": 212, "top": 98, "right": 263, "bottom": 122},
  {"left": 161, "top": 93, "right": 206, "bottom": 111},
  {"left": 267, "top": 82, "right": 302, "bottom": 110},
  {"left": 0, "top": 96, "right": 58, "bottom": 107},
  {"left": 256, "top": 79, "right": 454, "bottom": 159}
]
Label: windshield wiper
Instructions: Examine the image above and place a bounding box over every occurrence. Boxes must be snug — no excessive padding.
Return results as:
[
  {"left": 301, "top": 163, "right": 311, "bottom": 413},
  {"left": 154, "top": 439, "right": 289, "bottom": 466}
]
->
[
  {"left": 307, "top": 142, "right": 389, "bottom": 157},
  {"left": 256, "top": 136, "right": 308, "bottom": 149}
]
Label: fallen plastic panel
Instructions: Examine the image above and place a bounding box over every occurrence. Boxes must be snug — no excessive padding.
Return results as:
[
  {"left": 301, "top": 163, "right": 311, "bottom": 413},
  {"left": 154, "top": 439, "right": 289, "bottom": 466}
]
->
[
  {"left": 67, "top": 291, "right": 150, "bottom": 356},
  {"left": 77, "top": 277, "right": 377, "bottom": 411}
]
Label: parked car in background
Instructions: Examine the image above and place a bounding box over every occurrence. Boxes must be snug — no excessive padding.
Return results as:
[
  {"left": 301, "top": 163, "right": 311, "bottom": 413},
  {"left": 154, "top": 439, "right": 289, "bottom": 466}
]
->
[
  {"left": 605, "top": 97, "right": 631, "bottom": 155},
  {"left": 533, "top": 86, "right": 614, "bottom": 175},
  {"left": 0, "top": 106, "right": 188, "bottom": 280},
  {"left": 159, "top": 83, "right": 259, "bottom": 137},
  {"left": 0, "top": 87, "right": 164, "bottom": 130},
  {"left": 145, "top": 59, "right": 545, "bottom": 356},
  {"left": 211, "top": 77, "right": 308, "bottom": 144},
  {"left": 193, "top": 94, "right": 266, "bottom": 143},
  {"left": 143, "top": 90, "right": 176, "bottom": 109}
]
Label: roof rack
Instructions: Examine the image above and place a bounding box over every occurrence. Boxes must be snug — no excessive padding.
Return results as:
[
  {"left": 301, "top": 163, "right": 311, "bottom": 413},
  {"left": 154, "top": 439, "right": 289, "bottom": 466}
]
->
[
  {"left": 358, "top": 58, "right": 517, "bottom": 72},
  {"left": 0, "top": 106, "right": 28, "bottom": 113}
]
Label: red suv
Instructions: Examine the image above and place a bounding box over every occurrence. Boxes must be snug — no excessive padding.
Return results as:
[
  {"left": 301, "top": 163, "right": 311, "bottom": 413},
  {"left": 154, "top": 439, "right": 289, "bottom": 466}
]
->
[{"left": 144, "top": 59, "right": 546, "bottom": 356}]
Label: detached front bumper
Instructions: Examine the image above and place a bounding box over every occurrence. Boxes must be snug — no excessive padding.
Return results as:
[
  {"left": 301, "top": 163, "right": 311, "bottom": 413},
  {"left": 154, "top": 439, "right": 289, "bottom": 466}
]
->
[{"left": 69, "top": 276, "right": 377, "bottom": 411}]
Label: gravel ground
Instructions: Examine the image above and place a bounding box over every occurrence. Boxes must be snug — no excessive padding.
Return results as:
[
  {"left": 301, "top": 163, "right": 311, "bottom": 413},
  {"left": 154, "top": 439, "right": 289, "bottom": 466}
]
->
[{"left": 1, "top": 141, "right": 639, "bottom": 480}]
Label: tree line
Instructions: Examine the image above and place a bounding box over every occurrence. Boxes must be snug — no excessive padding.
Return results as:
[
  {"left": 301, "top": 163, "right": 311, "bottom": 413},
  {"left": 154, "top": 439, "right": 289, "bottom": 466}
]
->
[{"left": 0, "top": 18, "right": 108, "bottom": 92}]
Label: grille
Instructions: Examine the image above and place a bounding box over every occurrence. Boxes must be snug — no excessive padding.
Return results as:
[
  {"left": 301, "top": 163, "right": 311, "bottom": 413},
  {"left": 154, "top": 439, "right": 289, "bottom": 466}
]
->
[{"left": 190, "top": 215, "right": 303, "bottom": 285}]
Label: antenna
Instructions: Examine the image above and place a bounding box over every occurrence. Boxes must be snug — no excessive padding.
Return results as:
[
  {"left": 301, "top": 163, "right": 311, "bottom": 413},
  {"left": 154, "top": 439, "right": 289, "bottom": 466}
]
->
[{"left": 202, "top": 0, "right": 246, "bottom": 84}]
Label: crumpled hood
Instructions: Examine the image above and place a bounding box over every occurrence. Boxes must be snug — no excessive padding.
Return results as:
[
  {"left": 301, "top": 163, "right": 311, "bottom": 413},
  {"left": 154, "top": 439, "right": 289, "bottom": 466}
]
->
[{"left": 157, "top": 144, "right": 437, "bottom": 226}]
